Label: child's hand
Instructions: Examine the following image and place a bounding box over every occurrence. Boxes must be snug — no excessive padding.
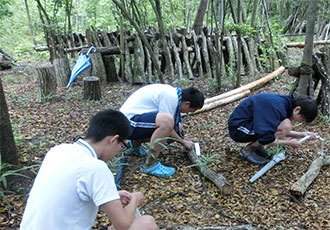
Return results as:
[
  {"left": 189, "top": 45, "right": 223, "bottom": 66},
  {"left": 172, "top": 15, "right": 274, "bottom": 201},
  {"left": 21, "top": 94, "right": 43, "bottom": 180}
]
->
[
  {"left": 119, "top": 190, "right": 131, "bottom": 205},
  {"left": 287, "top": 139, "right": 302, "bottom": 148},
  {"left": 183, "top": 139, "right": 194, "bottom": 150}
]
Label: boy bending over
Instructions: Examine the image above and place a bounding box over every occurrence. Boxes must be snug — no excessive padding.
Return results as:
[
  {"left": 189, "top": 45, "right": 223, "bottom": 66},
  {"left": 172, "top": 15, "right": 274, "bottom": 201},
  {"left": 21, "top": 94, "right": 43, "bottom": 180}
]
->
[{"left": 228, "top": 93, "right": 318, "bottom": 165}]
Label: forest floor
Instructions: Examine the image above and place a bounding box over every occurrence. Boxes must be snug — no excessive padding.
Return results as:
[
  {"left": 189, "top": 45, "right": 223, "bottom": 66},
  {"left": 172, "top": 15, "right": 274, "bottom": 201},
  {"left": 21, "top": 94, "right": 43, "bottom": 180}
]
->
[{"left": 0, "top": 48, "right": 329, "bottom": 230}]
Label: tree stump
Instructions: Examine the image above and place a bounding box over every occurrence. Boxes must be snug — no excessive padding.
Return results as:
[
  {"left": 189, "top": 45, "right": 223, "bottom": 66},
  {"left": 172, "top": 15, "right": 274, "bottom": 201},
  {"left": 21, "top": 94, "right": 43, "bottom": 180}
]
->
[
  {"left": 36, "top": 62, "right": 57, "bottom": 102},
  {"left": 83, "top": 76, "right": 101, "bottom": 100}
]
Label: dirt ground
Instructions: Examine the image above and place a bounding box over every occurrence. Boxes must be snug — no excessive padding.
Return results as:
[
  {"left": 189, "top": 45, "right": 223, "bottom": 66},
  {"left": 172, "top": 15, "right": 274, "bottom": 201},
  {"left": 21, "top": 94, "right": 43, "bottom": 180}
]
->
[{"left": 0, "top": 59, "right": 329, "bottom": 229}]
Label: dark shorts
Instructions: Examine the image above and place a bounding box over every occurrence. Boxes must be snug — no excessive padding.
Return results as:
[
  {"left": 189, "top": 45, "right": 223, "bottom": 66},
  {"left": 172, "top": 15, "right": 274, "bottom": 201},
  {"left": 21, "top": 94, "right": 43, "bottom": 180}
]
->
[
  {"left": 228, "top": 124, "right": 258, "bottom": 143},
  {"left": 128, "top": 112, "right": 158, "bottom": 140}
]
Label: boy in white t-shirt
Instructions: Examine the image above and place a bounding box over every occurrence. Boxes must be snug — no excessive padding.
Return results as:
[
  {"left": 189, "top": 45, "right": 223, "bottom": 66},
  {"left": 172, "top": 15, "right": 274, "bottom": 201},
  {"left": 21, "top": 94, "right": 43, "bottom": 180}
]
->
[
  {"left": 120, "top": 84, "right": 204, "bottom": 178},
  {"left": 20, "top": 109, "right": 157, "bottom": 230}
]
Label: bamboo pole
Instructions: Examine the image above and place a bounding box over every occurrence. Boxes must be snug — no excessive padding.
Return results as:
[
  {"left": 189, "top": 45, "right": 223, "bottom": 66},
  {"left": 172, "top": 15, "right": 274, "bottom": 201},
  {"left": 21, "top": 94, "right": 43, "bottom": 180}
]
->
[
  {"left": 286, "top": 40, "right": 330, "bottom": 48},
  {"left": 204, "top": 66, "right": 285, "bottom": 104},
  {"left": 192, "top": 90, "right": 251, "bottom": 115}
]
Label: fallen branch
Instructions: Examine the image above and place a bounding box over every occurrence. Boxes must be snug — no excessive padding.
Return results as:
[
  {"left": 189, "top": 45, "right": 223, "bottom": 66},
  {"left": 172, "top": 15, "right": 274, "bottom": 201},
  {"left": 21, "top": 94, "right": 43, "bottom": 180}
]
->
[
  {"left": 290, "top": 155, "right": 330, "bottom": 197},
  {"left": 191, "top": 90, "right": 250, "bottom": 115},
  {"left": 204, "top": 66, "right": 285, "bottom": 104},
  {"left": 286, "top": 40, "right": 330, "bottom": 48},
  {"left": 186, "top": 150, "right": 233, "bottom": 195},
  {"left": 165, "top": 225, "right": 253, "bottom": 230}
]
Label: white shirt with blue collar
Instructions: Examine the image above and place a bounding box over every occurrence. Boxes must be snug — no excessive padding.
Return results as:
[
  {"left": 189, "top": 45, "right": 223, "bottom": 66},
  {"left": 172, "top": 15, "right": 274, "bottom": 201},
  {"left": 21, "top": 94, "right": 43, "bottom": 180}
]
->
[{"left": 21, "top": 139, "right": 120, "bottom": 230}]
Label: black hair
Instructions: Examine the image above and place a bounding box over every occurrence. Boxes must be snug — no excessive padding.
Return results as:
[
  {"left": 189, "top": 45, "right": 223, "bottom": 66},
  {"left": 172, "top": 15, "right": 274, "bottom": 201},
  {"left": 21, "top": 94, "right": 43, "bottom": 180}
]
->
[
  {"left": 85, "top": 109, "right": 131, "bottom": 142},
  {"left": 181, "top": 87, "right": 204, "bottom": 109},
  {"left": 292, "top": 95, "right": 318, "bottom": 122}
]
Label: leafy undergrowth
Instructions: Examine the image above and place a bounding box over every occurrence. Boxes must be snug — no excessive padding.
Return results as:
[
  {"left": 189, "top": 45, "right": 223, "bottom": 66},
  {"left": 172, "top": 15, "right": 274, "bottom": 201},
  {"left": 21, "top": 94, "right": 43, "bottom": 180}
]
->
[{"left": 0, "top": 62, "right": 329, "bottom": 230}]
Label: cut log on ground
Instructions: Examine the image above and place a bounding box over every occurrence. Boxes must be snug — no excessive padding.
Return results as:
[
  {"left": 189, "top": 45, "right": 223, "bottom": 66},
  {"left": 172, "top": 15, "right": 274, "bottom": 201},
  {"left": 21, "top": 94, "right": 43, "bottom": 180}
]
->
[
  {"left": 191, "top": 90, "right": 251, "bottom": 115},
  {"left": 290, "top": 155, "right": 330, "bottom": 197},
  {"left": 165, "top": 224, "right": 253, "bottom": 230},
  {"left": 186, "top": 150, "right": 233, "bottom": 195},
  {"left": 204, "top": 66, "right": 285, "bottom": 104},
  {"left": 83, "top": 76, "right": 101, "bottom": 100},
  {"left": 286, "top": 40, "right": 330, "bottom": 48}
]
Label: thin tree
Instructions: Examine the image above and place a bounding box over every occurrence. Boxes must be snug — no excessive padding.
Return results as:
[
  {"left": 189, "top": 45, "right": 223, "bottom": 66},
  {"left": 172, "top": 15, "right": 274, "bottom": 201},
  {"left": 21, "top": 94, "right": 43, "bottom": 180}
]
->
[
  {"left": 193, "top": 0, "right": 209, "bottom": 35},
  {"left": 296, "top": 0, "right": 318, "bottom": 96}
]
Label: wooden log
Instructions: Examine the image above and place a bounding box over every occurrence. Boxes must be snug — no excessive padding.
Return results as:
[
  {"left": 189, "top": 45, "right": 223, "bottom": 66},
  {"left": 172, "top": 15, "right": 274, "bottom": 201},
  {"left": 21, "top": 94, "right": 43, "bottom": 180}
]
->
[
  {"left": 166, "top": 225, "right": 253, "bottom": 230},
  {"left": 170, "top": 33, "right": 183, "bottom": 79},
  {"left": 290, "top": 155, "right": 330, "bottom": 197},
  {"left": 89, "top": 52, "right": 107, "bottom": 85},
  {"left": 181, "top": 35, "right": 194, "bottom": 79},
  {"left": 225, "top": 32, "right": 235, "bottom": 72},
  {"left": 286, "top": 40, "right": 330, "bottom": 48},
  {"left": 204, "top": 66, "right": 285, "bottom": 104},
  {"left": 193, "top": 90, "right": 251, "bottom": 115},
  {"left": 102, "top": 55, "right": 118, "bottom": 83},
  {"left": 36, "top": 62, "right": 57, "bottom": 102},
  {"left": 83, "top": 76, "right": 101, "bottom": 100},
  {"left": 201, "top": 32, "right": 212, "bottom": 78},
  {"left": 132, "top": 35, "right": 145, "bottom": 83},
  {"left": 241, "top": 37, "right": 254, "bottom": 76},
  {"left": 191, "top": 31, "right": 203, "bottom": 78},
  {"left": 124, "top": 39, "right": 133, "bottom": 83},
  {"left": 186, "top": 150, "right": 233, "bottom": 195}
]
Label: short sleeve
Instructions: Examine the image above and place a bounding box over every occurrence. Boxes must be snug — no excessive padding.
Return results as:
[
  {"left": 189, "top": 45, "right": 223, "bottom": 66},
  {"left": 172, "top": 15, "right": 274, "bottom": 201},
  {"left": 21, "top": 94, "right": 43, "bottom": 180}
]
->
[{"left": 77, "top": 160, "right": 120, "bottom": 206}]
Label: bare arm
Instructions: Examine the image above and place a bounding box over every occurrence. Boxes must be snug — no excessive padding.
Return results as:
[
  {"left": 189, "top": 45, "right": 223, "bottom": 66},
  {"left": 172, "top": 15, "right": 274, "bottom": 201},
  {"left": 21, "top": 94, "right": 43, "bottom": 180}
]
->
[
  {"left": 170, "top": 129, "right": 194, "bottom": 150},
  {"left": 100, "top": 192, "right": 143, "bottom": 230},
  {"left": 287, "top": 131, "right": 318, "bottom": 139}
]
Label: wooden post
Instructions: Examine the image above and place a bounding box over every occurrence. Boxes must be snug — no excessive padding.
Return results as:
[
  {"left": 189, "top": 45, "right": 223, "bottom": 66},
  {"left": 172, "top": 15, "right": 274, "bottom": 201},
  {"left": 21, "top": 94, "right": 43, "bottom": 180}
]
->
[
  {"left": 83, "top": 76, "right": 101, "bottom": 100},
  {"left": 36, "top": 62, "right": 57, "bottom": 102}
]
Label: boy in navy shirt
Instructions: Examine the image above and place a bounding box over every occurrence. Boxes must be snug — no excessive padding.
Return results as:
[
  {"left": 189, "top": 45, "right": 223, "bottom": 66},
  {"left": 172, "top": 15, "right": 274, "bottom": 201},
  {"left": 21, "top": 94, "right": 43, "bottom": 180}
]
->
[{"left": 228, "top": 93, "right": 318, "bottom": 165}]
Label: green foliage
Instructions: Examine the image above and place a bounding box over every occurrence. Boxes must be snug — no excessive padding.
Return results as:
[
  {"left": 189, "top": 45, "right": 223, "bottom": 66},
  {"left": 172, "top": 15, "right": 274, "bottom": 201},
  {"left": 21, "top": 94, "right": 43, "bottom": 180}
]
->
[
  {"left": 205, "top": 75, "right": 219, "bottom": 90},
  {"left": 185, "top": 153, "right": 221, "bottom": 174},
  {"left": 0, "top": 154, "right": 37, "bottom": 207},
  {"left": 266, "top": 141, "right": 286, "bottom": 157},
  {"left": 0, "top": 0, "right": 12, "bottom": 20},
  {"left": 173, "top": 77, "right": 191, "bottom": 88},
  {"left": 319, "top": 114, "right": 330, "bottom": 123},
  {"left": 225, "top": 22, "right": 256, "bottom": 37}
]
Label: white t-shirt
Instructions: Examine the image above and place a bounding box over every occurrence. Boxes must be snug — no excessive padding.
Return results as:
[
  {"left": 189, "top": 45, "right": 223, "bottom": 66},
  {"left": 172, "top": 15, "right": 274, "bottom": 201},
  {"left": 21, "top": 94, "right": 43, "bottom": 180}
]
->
[
  {"left": 120, "top": 84, "right": 179, "bottom": 119},
  {"left": 20, "top": 139, "right": 120, "bottom": 230}
]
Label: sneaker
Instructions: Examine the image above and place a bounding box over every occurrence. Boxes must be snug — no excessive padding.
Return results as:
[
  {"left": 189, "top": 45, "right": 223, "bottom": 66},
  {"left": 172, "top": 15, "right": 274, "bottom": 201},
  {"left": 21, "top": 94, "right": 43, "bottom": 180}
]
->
[
  {"left": 127, "top": 140, "right": 148, "bottom": 156},
  {"left": 140, "top": 162, "right": 175, "bottom": 177},
  {"left": 239, "top": 148, "right": 267, "bottom": 165}
]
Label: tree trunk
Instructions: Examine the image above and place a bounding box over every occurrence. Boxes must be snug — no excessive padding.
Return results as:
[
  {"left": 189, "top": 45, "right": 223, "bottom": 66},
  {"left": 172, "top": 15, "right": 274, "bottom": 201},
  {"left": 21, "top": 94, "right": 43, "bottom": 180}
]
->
[
  {"left": 296, "top": 0, "right": 318, "bottom": 96},
  {"left": 83, "top": 76, "right": 101, "bottom": 100},
  {"left": 0, "top": 78, "right": 18, "bottom": 166},
  {"left": 53, "top": 56, "right": 70, "bottom": 87},
  {"left": 36, "top": 62, "right": 57, "bottom": 102},
  {"left": 192, "top": 0, "right": 209, "bottom": 35}
]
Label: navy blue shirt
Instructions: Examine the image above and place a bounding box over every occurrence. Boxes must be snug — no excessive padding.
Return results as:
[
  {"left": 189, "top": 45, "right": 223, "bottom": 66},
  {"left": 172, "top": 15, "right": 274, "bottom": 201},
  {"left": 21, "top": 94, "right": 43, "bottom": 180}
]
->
[{"left": 228, "top": 93, "right": 293, "bottom": 144}]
